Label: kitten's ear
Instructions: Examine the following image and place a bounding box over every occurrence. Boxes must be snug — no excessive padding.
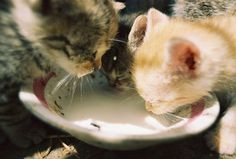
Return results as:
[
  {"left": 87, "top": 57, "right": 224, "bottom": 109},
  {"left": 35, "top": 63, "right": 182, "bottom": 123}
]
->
[
  {"left": 166, "top": 38, "right": 201, "bottom": 77},
  {"left": 28, "top": 0, "right": 52, "bottom": 15},
  {"left": 146, "top": 8, "right": 169, "bottom": 36},
  {"left": 128, "top": 15, "right": 147, "bottom": 52},
  {"left": 113, "top": 2, "right": 125, "bottom": 12},
  {"left": 128, "top": 8, "right": 169, "bottom": 53}
]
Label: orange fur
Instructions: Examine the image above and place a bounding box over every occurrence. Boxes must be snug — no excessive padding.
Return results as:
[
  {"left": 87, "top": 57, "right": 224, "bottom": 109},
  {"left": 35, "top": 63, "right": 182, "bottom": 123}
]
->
[{"left": 131, "top": 9, "right": 236, "bottom": 114}]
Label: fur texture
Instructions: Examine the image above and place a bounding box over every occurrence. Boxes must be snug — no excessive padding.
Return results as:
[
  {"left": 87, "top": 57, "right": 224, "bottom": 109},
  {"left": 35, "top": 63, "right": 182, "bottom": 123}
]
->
[
  {"left": 173, "top": 0, "right": 236, "bottom": 20},
  {"left": 101, "top": 13, "right": 138, "bottom": 90},
  {"left": 130, "top": 8, "right": 236, "bottom": 155},
  {"left": 101, "top": 0, "right": 172, "bottom": 91},
  {"left": 0, "top": 0, "right": 118, "bottom": 147}
]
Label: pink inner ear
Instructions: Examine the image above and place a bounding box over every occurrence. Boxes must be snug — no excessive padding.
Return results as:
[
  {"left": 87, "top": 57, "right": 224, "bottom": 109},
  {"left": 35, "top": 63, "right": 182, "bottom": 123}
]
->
[
  {"left": 169, "top": 38, "right": 200, "bottom": 76},
  {"left": 146, "top": 8, "right": 168, "bottom": 31},
  {"left": 128, "top": 15, "right": 147, "bottom": 52}
]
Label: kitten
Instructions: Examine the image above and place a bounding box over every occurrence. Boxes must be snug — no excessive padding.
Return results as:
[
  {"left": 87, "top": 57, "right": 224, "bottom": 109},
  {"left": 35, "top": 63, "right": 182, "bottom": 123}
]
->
[
  {"left": 129, "top": 8, "right": 236, "bottom": 154},
  {"left": 101, "top": 13, "right": 138, "bottom": 90},
  {"left": 101, "top": 0, "right": 172, "bottom": 91},
  {"left": 173, "top": 0, "right": 236, "bottom": 20},
  {"left": 0, "top": 0, "right": 119, "bottom": 147},
  {"left": 101, "top": 40, "right": 133, "bottom": 90}
]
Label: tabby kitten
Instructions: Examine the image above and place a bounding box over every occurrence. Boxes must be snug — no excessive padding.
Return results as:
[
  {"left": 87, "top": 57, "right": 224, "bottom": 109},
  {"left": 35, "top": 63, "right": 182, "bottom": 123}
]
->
[
  {"left": 173, "top": 0, "right": 236, "bottom": 20},
  {"left": 0, "top": 0, "right": 118, "bottom": 147}
]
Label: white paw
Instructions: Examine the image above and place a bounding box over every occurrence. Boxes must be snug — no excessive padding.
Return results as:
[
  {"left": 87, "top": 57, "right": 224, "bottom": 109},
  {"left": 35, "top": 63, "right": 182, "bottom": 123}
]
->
[{"left": 206, "top": 126, "right": 236, "bottom": 155}]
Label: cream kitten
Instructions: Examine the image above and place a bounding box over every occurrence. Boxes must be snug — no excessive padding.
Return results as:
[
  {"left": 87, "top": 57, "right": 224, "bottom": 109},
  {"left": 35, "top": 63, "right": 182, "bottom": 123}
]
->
[{"left": 129, "top": 8, "right": 236, "bottom": 155}]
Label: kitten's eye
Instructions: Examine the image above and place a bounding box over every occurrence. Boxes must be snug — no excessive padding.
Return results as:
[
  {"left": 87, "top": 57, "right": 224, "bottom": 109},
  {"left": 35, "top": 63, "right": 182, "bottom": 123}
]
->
[
  {"left": 113, "top": 56, "right": 117, "bottom": 61},
  {"left": 92, "top": 51, "right": 97, "bottom": 58}
]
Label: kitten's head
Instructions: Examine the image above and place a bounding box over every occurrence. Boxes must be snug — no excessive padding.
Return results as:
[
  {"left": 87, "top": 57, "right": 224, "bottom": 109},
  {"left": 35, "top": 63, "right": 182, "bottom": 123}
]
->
[
  {"left": 130, "top": 8, "right": 225, "bottom": 114},
  {"left": 13, "top": 0, "right": 121, "bottom": 77},
  {"left": 101, "top": 41, "right": 133, "bottom": 90}
]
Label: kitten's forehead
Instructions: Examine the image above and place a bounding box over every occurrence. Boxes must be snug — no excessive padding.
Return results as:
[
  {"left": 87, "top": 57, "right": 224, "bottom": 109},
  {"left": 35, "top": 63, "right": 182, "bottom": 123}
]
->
[{"left": 25, "top": 0, "right": 117, "bottom": 41}]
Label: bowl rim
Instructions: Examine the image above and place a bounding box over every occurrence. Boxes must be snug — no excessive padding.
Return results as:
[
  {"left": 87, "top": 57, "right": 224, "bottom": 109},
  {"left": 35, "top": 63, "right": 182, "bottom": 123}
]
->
[{"left": 20, "top": 86, "right": 220, "bottom": 149}]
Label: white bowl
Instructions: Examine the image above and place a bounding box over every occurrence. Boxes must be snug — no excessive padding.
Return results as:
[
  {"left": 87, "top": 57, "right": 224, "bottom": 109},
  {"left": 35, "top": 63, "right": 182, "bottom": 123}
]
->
[{"left": 20, "top": 71, "right": 220, "bottom": 150}]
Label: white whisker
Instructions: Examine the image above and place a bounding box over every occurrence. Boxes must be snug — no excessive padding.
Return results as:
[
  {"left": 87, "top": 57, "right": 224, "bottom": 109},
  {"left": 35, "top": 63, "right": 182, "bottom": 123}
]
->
[
  {"left": 52, "top": 74, "right": 71, "bottom": 94},
  {"left": 87, "top": 76, "right": 95, "bottom": 92},
  {"left": 65, "top": 75, "right": 74, "bottom": 86},
  {"left": 85, "top": 76, "right": 93, "bottom": 93},
  {"left": 69, "top": 76, "right": 77, "bottom": 107},
  {"left": 165, "top": 112, "right": 185, "bottom": 120},
  {"left": 118, "top": 85, "right": 136, "bottom": 90},
  {"left": 119, "top": 92, "right": 139, "bottom": 104},
  {"left": 79, "top": 77, "right": 83, "bottom": 102},
  {"left": 109, "top": 38, "right": 127, "bottom": 44}
]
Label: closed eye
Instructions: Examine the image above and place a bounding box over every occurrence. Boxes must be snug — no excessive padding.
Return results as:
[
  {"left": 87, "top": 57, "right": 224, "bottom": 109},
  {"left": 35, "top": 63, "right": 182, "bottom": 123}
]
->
[
  {"left": 42, "top": 36, "right": 71, "bottom": 45},
  {"left": 174, "top": 97, "right": 187, "bottom": 101},
  {"left": 41, "top": 36, "right": 71, "bottom": 57}
]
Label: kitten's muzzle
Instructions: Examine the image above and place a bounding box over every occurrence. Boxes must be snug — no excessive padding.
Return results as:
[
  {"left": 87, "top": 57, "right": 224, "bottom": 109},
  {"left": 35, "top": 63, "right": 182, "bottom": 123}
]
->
[
  {"left": 94, "top": 59, "right": 102, "bottom": 70},
  {"left": 76, "top": 61, "right": 95, "bottom": 77}
]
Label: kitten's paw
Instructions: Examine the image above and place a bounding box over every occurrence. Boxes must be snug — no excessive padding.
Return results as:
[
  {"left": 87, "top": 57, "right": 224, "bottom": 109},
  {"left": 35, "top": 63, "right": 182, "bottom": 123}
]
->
[
  {"left": 2, "top": 119, "right": 46, "bottom": 148},
  {"left": 206, "top": 127, "right": 236, "bottom": 155}
]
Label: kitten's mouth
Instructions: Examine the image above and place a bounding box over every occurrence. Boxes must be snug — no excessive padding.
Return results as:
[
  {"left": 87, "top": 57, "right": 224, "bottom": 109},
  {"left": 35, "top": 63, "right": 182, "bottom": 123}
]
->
[
  {"left": 77, "top": 70, "right": 93, "bottom": 78},
  {"left": 146, "top": 98, "right": 205, "bottom": 118},
  {"left": 76, "top": 62, "right": 95, "bottom": 78}
]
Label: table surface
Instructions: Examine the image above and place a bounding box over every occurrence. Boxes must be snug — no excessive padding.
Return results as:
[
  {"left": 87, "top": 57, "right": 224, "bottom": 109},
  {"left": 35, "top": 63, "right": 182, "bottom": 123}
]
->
[{"left": 0, "top": 125, "right": 221, "bottom": 159}]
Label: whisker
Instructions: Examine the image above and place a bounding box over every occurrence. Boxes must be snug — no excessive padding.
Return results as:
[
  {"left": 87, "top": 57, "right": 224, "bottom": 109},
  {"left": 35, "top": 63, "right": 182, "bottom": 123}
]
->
[
  {"left": 85, "top": 76, "right": 93, "bottom": 93},
  {"left": 87, "top": 76, "right": 95, "bottom": 91},
  {"left": 118, "top": 86, "right": 136, "bottom": 90},
  {"left": 163, "top": 114, "right": 180, "bottom": 123},
  {"left": 65, "top": 75, "right": 75, "bottom": 86},
  {"left": 52, "top": 74, "right": 71, "bottom": 94},
  {"left": 165, "top": 112, "right": 185, "bottom": 120},
  {"left": 79, "top": 77, "right": 83, "bottom": 102},
  {"left": 69, "top": 76, "right": 78, "bottom": 107},
  {"left": 154, "top": 113, "right": 185, "bottom": 127},
  {"left": 109, "top": 38, "right": 127, "bottom": 44},
  {"left": 119, "top": 92, "right": 139, "bottom": 104},
  {"left": 131, "top": 98, "right": 144, "bottom": 105}
]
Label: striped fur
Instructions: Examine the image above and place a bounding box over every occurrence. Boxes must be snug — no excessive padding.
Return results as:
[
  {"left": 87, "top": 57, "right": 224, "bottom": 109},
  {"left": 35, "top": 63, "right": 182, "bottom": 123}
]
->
[
  {"left": 0, "top": 0, "right": 118, "bottom": 147},
  {"left": 173, "top": 0, "right": 236, "bottom": 19}
]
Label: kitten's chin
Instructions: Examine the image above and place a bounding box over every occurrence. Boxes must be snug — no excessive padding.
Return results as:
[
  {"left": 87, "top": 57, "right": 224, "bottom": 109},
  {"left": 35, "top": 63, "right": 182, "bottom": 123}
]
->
[
  {"left": 68, "top": 62, "right": 95, "bottom": 78},
  {"left": 145, "top": 102, "right": 175, "bottom": 115},
  {"left": 77, "top": 70, "right": 93, "bottom": 78},
  {"left": 145, "top": 96, "right": 204, "bottom": 115},
  {"left": 146, "top": 102, "right": 188, "bottom": 115}
]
